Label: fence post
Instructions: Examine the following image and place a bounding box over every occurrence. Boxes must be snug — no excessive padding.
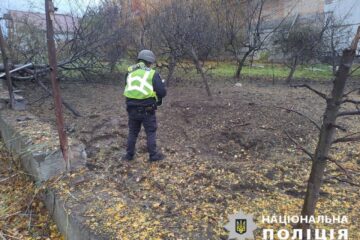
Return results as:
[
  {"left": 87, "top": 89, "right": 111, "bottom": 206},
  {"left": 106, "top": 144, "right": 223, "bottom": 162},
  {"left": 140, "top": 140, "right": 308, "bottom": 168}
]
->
[{"left": 45, "top": 0, "right": 69, "bottom": 168}]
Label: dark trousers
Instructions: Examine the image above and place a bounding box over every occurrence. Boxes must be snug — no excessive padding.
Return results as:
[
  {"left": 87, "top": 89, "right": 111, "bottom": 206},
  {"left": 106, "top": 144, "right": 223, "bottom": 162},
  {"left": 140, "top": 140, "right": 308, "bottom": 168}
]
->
[{"left": 126, "top": 108, "right": 157, "bottom": 157}]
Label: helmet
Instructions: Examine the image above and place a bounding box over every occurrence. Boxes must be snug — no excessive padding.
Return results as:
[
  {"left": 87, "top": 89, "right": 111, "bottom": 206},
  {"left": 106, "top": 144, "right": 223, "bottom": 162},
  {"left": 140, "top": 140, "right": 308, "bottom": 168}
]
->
[{"left": 137, "top": 49, "right": 156, "bottom": 64}]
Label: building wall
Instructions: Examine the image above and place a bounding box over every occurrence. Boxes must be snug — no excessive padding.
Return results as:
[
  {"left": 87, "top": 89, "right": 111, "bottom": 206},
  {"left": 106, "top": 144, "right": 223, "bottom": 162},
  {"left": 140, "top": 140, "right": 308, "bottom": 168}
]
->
[
  {"left": 325, "top": 0, "right": 360, "bottom": 32},
  {"left": 263, "top": 0, "right": 324, "bottom": 20}
]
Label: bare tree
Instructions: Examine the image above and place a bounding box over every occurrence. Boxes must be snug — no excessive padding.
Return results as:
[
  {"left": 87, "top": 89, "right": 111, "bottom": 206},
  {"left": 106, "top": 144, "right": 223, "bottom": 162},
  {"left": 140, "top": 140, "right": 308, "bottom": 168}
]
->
[
  {"left": 56, "top": 3, "right": 125, "bottom": 77},
  {"left": 288, "top": 27, "right": 360, "bottom": 232},
  {"left": 2, "top": 0, "right": 131, "bottom": 80},
  {"left": 147, "top": 0, "right": 221, "bottom": 96},
  {"left": 217, "top": 0, "right": 288, "bottom": 79},
  {"left": 5, "top": 17, "right": 48, "bottom": 65},
  {"left": 76, "top": 0, "right": 131, "bottom": 74},
  {"left": 147, "top": 1, "right": 185, "bottom": 86},
  {"left": 184, "top": 1, "right": 221, "bottom": 97},
  {"left": 273, "top": 19, "right": 328, "bottom": 83}
]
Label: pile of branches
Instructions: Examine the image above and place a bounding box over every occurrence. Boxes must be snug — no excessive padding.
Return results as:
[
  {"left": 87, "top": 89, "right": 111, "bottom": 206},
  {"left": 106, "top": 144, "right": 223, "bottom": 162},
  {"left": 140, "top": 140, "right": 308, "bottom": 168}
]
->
[{"left": 0, "top": 62, "right": 82, "bottom": 117}]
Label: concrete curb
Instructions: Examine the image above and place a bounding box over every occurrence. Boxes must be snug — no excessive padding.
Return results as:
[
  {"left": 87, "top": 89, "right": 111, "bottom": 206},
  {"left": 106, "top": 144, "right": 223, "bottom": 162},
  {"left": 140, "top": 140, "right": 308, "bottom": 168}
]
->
[
  {"left": 0, "top": 110, "right": 86, "bottom": 182},
  {"left": 44, "top": 190, "right": 109, "bottom": 240},
  {"left": 0, "top": 109, "right": 109, "bottom": 240}
]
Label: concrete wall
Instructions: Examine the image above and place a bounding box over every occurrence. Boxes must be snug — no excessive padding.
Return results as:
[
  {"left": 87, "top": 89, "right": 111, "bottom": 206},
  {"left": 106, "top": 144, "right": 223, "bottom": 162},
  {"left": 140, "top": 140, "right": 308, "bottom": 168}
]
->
[{"left": 0, "top": 109, "right": 110, "bottom": 239}]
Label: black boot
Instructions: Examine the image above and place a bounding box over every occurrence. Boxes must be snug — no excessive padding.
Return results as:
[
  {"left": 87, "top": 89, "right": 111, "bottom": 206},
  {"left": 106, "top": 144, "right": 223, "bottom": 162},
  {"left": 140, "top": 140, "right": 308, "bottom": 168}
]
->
[
  {"left": 121, "top": 153, "right": 134, "bottom": 161},
  {"left": 149, "top": 152, "right": 165, "bottom": 162}
]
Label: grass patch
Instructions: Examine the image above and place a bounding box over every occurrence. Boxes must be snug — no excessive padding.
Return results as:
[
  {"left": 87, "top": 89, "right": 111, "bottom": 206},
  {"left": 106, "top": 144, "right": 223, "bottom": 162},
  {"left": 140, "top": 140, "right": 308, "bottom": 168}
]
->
[
  {"left": 116, "top": 59, "right": 360, "bottom": 82},
  {"left": 210, "top": 62, "right": 334, "bottom": 80},
  {"left": 174, "top": 61, "right": 360, "bottom": 81}
]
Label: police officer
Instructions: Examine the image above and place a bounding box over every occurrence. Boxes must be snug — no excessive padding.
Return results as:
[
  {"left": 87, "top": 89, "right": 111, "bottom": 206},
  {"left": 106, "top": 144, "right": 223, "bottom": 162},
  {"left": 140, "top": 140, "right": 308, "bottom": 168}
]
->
[{"left": 122, "top": 50, "right": 166, "bottom": 162}]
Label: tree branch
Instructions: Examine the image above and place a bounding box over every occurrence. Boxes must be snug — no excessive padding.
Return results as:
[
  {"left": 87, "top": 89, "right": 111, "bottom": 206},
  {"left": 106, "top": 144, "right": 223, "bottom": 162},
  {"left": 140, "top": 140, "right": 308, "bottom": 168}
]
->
[
  {"left": 291, "top": 84, "right": 328, "bottom": 100},
  {"left": 273, "top": 106, "right": 321, "bottom": 130},
  {"left": 332, "top": 132, "right": 360, "bottom": 144},
  {"left": 284, "top": 130, "right": 314, "bottom": 160},
  {"left": 326, "top": 157, "right": 352, "bottom": 179},
  {"left": 333, "top": 177, "right": 360, "bottom": 187},
  {"left": 28, "top": 93, "right": 51, "bottom": 105},
  {"left": 337, "top": 110, "right": 360, "bottom": 117},
  {"left": 330, "top": 124, "right": 347, "bottom": 132},
  {"left": 343, "top": 87, "right": 360, "bottom": 97},
  {"left": 35, "top": 78, "right": 82, "bottom": 117},
  {"left": 342, "top": 99, "right": 360, "bottom": 105},
  {"left": 0, "top": 173, "right": 19, "bottom": 183},
  {"left": 333, "top": 136, "right": 360, "bottom": 144}
]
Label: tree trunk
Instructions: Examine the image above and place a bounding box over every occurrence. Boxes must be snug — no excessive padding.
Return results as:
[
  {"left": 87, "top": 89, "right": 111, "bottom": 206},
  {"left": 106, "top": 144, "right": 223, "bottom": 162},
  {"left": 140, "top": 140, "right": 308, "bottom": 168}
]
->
[
  {"left": 109, "top": 61, "right": 116, "bottom": 73},
  {"left": 235, "top": 61, "right": 244, "bottom": 79},
  {"left": 286, "top": 65, "right": 297, "bottom": 84},
  {"left": 190, "top": 47, "right": 212, "bottom": 98},
  {"left": 300, "top": 28, "right": 360, "bottom": 232},
  {"left": 235, "top": 51, "right": 251, "bottom": 79},
  {"left": 166, "top": 56, "right": 176, "bottom": 87},
  {"left": 286, "top": 57, "right": 298, "bottom": 84},
  {"left": 330, "top": 30, "right": 338, "bottom": 76},
  {"left": 0, "top": 26, "right": 15, "bottom": 109},
  {"left": 331, "top": 63, "right": 337, "bottom": 76}
]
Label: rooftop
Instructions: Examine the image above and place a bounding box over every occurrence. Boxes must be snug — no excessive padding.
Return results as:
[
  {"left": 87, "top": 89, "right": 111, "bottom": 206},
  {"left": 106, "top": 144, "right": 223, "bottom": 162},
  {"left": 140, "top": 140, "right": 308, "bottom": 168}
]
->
[{"left": 4, "top": 9, "right": 78, "bottom": 33}]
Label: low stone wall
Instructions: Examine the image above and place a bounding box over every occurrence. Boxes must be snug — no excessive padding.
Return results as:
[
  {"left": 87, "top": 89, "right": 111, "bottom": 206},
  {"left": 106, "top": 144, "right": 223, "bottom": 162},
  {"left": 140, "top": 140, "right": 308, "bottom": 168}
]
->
[
  {"left": 0, "top": 109, "right": 108, "bottom": 239},
  {"left": 0, "top": 109, "right": 86, "bottom": 182}
]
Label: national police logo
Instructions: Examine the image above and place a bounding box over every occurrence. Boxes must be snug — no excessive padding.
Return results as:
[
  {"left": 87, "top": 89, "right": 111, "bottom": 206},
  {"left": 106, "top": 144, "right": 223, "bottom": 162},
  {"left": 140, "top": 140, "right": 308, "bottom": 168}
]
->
[
  {"left": 235, "top": 219, "right": 247, "bottom": 234},
  {"left": 224, "top": 210, "right": 257, "bottom": 240}
]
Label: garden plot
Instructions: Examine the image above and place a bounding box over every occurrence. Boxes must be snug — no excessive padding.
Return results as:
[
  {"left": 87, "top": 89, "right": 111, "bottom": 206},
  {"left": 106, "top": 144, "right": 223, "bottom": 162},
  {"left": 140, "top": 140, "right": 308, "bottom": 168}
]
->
[{"left": 18, "top": 80, "right": 360, "bottom": 239}]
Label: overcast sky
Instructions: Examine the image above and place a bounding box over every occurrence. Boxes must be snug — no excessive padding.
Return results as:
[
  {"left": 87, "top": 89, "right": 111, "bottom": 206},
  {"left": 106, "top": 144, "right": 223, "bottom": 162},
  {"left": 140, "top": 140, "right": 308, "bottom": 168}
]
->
[{"left": 0, "top": 0, "right": 101, "bottom": 15}]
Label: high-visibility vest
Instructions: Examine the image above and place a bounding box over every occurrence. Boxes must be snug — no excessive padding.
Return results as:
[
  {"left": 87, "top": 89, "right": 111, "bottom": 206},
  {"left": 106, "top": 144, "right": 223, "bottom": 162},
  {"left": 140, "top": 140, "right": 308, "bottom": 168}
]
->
[{"left": 124, "top": 65, "right": 157, "bottom": 100}]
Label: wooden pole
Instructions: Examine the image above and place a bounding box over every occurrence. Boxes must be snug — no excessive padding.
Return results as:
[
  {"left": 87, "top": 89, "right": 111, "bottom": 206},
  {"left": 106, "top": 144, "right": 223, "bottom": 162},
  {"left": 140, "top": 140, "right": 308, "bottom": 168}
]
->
[
  {"left": 45, "top": 0, "right": 69, "bottom": 168},
  {"left": 0, "top": 25, "right": 15, "bottom": 109}
]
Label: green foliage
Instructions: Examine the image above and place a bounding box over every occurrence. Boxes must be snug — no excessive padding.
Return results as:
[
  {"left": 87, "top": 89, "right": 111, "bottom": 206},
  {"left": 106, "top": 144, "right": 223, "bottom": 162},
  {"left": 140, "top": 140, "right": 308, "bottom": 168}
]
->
[
  {"left": 258, "top": 51, "right": 270, "bottom": 63},
  {"left": 272, "top": 22, "right": 325, "bottom": 67}
]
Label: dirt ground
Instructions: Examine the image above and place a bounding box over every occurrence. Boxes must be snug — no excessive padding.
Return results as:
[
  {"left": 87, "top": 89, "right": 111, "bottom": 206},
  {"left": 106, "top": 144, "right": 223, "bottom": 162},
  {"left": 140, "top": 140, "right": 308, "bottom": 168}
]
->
[{"left": 18, "top": 78, "right": 360, "bottom": 239}]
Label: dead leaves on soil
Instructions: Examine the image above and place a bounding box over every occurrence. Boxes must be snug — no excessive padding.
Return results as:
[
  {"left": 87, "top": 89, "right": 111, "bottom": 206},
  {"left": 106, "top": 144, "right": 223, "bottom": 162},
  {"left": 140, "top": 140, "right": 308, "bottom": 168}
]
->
[{"left": 0, "top": 142, "right": 63, "bottom": 240}]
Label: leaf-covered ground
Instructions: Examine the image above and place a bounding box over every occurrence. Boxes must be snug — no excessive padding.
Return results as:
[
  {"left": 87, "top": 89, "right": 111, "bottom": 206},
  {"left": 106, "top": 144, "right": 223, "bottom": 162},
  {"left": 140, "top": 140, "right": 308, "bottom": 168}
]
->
[
  {"left": 20, "top": 79, "right": 360, "bottom": 239},
  {"left": 0, "top": 141, "right": 63, "bottom": 240}
]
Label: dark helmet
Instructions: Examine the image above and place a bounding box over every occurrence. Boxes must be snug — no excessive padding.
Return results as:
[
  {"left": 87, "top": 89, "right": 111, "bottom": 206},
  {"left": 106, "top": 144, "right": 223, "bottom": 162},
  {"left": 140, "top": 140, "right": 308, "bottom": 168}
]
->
[{"left": 137, "top": 49, "right": 156, "bottom": 64}]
